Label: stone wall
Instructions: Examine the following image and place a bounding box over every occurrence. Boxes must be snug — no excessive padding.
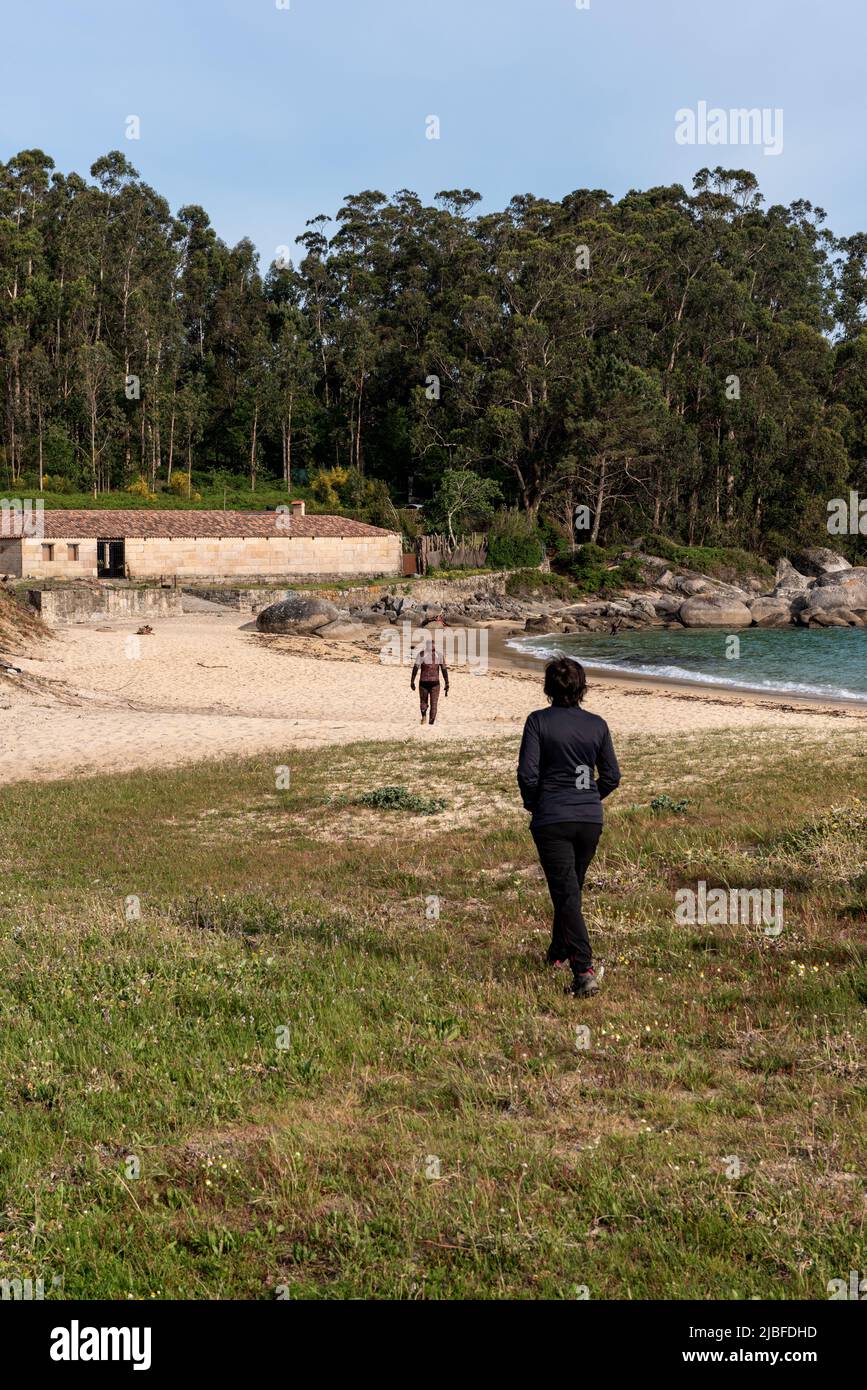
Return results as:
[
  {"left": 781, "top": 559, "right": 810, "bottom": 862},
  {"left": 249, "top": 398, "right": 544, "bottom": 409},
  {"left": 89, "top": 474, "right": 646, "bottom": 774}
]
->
[
  {"left": 125, "top": 535, "right": 401, "bottom": 578},
  {"left": 12, "top": 533, "right": 401, "bottom": 580},
  {"left": 183, "top": 571, "right": 520, "bottom": 614},
  {"left": 389, "top": 572, "right": 513, "bottom": 605},
  {"left": 27, "top": 586, "right": 183, "bottom": 623},
  {"left": 17, "top": 538, "right": 99, "bottom": 578}
]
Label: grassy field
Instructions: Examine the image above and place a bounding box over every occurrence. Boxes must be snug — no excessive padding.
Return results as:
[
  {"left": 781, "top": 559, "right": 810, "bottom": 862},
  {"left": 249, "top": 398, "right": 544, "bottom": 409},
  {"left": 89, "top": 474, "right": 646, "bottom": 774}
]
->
[{"left": 0, "top": 729, "right": 864, "bottom": 1300}]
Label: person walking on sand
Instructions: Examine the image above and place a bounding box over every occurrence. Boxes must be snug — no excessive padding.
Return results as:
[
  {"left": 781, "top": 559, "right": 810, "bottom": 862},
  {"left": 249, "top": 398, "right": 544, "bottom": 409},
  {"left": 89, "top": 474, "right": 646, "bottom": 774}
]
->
[
  {"left": 411, "top": 617, "right": 449, "bottom": 725},
  {"left": 517, "top": 657, "right": 621, "bottom": 997}
]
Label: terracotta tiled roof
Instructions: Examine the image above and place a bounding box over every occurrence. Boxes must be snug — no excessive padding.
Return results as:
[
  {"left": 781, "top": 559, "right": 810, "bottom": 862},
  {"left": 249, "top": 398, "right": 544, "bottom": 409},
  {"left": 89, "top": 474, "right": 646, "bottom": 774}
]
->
[{"left": 39, "top": 510, "right": 394, "bottom": 540}]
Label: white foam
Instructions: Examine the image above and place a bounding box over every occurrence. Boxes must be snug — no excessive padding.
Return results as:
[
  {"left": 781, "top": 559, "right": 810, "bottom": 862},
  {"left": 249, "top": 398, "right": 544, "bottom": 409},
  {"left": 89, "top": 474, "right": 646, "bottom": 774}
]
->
[{"left": 507, "top": 638, "right": 867, "bottom": 705}]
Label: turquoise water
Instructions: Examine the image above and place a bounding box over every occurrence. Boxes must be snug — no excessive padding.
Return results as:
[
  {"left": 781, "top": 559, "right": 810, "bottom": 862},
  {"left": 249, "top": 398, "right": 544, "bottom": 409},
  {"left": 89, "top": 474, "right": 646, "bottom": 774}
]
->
[{"left": 512, "top": 626, "right": 867, "bottom": 704}]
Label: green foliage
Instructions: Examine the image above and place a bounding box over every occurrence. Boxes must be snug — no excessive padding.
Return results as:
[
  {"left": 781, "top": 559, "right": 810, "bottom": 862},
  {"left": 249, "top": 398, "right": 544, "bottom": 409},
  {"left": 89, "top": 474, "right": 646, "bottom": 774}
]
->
[
  {"left": 396, "top": 508, "right": 425, "bottom": 541},
  {"left": 650, "top": 794, "right": 691, "bottom": 814},
  {"left": 126, "top": 476, "right": 157, "bottom": 501},
  {"left": 504, "top": 569, "right": 576, "bottom": 600},
  {"left": 0, "top": 732, "right": 863, "bottom": 1297},
  {"left": 644, "top": 536, "right": 773, "bottom": 584},
  {"left": 429, "top": 469, "right": 502, "bottom": 544},
  {"left": 567, "top": 544, "right": 643, "bottom": 594},
  {"left": 778, "top": 800, "right": 867, "bottom": 858},
  {"left": 310, "top": 467, "right": 348, "bottom": 509},
  {"left": 356, "top": 785, "right": 447, "bottom": 815},
  {"left": 0, "top": 151, "right": 863, "bottom": 554},
  {"left": 359, "top": 477, "right": 400, "bottom": 530},
  {"left": 308, "top": 468, "right": 398, "bottom": 529},
  {"left": 185, "top": 893, "right": 288, "bottom": 937},
  {"left": 166, "top": 473, "right": 201, "bottom": 500},
  {"left": 487, "top": 508, "right": 544, "bottom": 569}
]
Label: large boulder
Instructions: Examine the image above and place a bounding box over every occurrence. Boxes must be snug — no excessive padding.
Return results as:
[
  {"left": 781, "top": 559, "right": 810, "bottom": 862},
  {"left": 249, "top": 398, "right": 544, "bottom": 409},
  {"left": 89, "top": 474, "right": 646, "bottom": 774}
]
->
[
  {"left": 772, "top": 558, "right": 812, "bottom": 595},
  {"left": 790, "top": 547, "right": 851, "bottom": 578},
  {"left": 679, "top": 596, "right": 753, "bottom": 628},
  {"left": 653, "top": 595, "right": 684, "bottom": 616},
  {"left": 316, "top": 620, "right": 369, "bottom": 640},
  {"left": 525, "top": 614, "right": 556, "bottom": 633},
  {"left": 629, "top": 597, "right": 659, "bottom": 621},
  {"left": 799, "top": 607, "right": 858, "bottom": 628},
  {"left": 797, "top": 569, "right": 867, "bottom": 623},
  {"left": 748, "top": 597, "right": 794, "bottom": 628},
  {"left": 812, "top": 565, "right": 867, "bottom": 594},
  {"left": 256, "top": 595, "right": 339, "bottom": 633}
]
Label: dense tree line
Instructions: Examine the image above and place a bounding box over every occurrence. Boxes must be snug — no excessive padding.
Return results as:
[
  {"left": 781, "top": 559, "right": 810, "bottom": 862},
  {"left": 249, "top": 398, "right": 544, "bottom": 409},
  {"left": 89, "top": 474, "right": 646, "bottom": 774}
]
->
[{"left": 1, "top": 148, "right": 865, "bottom": 549}]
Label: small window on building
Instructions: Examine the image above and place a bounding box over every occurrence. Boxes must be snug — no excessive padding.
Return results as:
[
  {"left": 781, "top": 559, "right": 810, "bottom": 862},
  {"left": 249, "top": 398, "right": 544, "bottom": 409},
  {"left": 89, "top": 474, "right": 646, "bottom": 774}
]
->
[
  {"left": 42, "top": 543, "right": 55, "bottom": 562},
  {"left": 67, "top": 544, "right": 79, "bottom": 562}
]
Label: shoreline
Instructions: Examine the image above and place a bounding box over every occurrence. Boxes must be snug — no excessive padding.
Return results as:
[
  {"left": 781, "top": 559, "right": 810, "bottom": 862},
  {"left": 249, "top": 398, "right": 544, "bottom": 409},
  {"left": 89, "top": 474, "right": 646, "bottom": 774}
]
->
[
  {"left": 482, "top": 623, "right": 867, "bottom": 717},
  {"left": 2, "top": 609, "right": 866, "bottom": 787}
]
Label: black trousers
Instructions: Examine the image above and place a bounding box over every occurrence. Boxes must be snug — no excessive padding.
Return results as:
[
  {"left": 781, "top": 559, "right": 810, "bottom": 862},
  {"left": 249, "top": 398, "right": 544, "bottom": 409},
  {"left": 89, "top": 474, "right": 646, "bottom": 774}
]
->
[{"left": 531, "top": 820, "right": 602, "bottom": 975}]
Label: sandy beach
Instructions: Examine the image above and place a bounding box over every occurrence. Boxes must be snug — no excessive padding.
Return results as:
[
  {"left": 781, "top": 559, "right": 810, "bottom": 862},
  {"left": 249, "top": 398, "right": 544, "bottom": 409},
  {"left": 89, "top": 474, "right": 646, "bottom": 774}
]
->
[{"left": 0, "top": 608, "right": 863, "bottom": 785}]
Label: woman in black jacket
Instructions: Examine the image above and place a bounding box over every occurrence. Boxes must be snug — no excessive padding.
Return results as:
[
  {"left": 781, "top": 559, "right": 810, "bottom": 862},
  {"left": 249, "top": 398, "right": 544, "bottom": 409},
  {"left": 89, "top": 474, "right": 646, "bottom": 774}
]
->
[{"left": 517, "top": 657, "right": 621, "bottom": 997}]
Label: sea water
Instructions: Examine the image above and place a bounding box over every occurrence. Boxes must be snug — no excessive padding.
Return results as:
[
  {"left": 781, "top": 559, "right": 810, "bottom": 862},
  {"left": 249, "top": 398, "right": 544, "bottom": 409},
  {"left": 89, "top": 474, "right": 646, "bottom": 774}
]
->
[{"left": 510, "top": 625, "right": 867, "bottom": 704}]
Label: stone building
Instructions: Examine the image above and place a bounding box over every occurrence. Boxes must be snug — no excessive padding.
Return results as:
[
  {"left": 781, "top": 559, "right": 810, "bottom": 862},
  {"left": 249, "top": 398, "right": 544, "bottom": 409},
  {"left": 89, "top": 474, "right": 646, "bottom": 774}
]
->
[{"left": 0, "top": 504, "right": 402, "bottom": 581}]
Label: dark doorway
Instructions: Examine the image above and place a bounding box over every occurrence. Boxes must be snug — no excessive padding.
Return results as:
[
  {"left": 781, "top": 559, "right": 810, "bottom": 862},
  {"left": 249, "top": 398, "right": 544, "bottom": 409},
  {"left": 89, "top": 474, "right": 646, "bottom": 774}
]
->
[{"left": 97, "top": 538, "right": 125, "bottom": 578}]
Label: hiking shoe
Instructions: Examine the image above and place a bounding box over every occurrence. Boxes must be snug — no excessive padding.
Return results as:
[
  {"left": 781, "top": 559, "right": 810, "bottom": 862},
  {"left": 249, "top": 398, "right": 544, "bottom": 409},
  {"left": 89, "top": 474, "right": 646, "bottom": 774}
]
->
[
  {"left": 546, "top": 955, "right": 568, "bottom": 969},
  {"left": 570, "top": 965, "right": 604, "bottom": 997},
  {"left": 420, "top": 712, "right": 427, "bottom": 724}
]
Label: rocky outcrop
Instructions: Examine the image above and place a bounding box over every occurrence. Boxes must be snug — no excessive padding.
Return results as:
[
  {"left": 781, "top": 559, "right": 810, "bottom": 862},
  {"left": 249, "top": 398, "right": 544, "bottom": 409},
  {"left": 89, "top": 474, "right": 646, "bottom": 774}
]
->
[
  {"left": 256, "top": 595, "right": 339, "bottom": 633},
  {"left": 524, "top": 614, "right": 554, "bottom": 633},
  {"left": 679, "top": 596, "right": 754, "bottom": 628},
  {"left": 790, "top": 547, "right": 851, "bottom": 578},
  {"left": 772, "top": 558, "right": 811, "bottom": 596},
  {"left": 801, "top": 608, "right": 863, "bottom": 628},
  {"left": 250, "top": 546, "right": 863, "bottom": 642},
  {"left": 748, "top": 597, "right": 793, "bottom": 628},
  {"left": 793, "top": 567, "right": 867, "bottom": 626}
]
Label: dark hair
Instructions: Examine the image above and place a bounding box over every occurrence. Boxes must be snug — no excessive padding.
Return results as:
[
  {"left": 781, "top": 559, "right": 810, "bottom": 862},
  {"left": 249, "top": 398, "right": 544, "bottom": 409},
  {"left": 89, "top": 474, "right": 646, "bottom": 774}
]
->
[{"left": 544, "top": 656, "right": 587, "bottom": 708}]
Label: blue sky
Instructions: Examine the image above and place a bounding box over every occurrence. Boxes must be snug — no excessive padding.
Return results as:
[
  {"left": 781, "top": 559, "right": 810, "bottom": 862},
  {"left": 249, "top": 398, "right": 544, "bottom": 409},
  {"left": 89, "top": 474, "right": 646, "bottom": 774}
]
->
[{"left": 3, "top": 0, "right": 864, "bottom": 266}]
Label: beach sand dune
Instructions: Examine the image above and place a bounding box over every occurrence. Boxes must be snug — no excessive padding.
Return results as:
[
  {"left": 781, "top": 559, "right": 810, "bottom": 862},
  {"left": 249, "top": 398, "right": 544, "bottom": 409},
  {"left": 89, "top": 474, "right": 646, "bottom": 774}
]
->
[{"left": 1, "top": 612, "right": 863, "bottom": 784}]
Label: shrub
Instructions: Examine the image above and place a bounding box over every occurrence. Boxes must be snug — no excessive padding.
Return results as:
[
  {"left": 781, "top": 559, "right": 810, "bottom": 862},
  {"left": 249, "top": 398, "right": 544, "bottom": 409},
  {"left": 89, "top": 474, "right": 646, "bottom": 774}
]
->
[
  {"left": 505, "top": 569, "right": 576, "bottom": 600},
  {"left": 361, "top": 478, "right": 400, "bottom": 530},
  {"left": 357, "top": 785, "right": 447, "bottom": 815},
  {"left": 650, "top": 794, "right": 691, "bottom": 815},
  {"left": 396, "top": 508, "right": 425, "bottom": 541},
  {"left": 126, "top": 476, "right": 157, "bottom": 501},
  {"left": 643, "top": 535, "right": 773, "bottom": 584},
  {"left": 40, "top": 474, "right": 74, "bottom": 494},
  {"left": 487, "top": 509, "right": 544, "bottom": 569},
  {"left": 310, "top": 467, "right": 349, "bottom": 509},
  {"left": 616, "top": 555, "right": 645, "bottom": 584},
  {"left": 569, "top": 542, "right": 610, "bottom": 592},
  {"left": 166, "top": 473, "right": 201, "bottom": 500}
]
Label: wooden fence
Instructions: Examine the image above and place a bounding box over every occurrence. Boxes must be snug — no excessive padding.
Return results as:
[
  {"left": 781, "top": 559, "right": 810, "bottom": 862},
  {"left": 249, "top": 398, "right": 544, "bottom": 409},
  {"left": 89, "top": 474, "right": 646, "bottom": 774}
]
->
[{"left": 415, "top": 532, "right": 488, "bottom": 574}]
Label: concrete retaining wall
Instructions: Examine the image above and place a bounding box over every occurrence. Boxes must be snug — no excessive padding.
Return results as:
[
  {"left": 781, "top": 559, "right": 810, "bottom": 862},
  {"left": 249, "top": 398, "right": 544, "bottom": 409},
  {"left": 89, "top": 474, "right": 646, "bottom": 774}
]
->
[{"left": 27, "top": 586, "right": 183, "bottom": 623}]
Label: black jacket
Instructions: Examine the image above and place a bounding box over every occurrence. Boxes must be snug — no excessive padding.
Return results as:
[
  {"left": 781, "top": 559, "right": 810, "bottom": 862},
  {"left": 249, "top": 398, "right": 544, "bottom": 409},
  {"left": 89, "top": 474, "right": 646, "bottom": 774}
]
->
[{"left": 517, "top": 705, "right": 621, "bottom": 829}]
